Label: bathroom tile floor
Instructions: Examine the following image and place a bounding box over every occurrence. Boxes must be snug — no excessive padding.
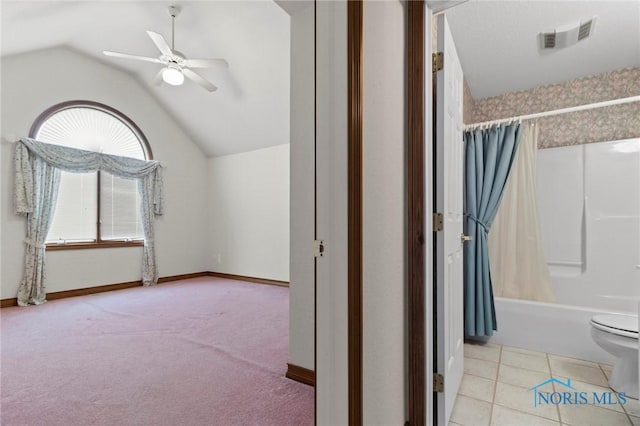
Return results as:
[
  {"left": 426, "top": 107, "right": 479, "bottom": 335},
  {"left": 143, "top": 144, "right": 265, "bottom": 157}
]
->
[{"left": 450, "top": 342, "right": 640, "bottom": 426}]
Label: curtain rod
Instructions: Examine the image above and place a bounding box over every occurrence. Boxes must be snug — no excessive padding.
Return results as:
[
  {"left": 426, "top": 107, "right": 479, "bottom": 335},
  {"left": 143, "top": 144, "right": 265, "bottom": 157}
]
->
[{"left": 464, "top": 95, "right": 640, "bottom": 131}]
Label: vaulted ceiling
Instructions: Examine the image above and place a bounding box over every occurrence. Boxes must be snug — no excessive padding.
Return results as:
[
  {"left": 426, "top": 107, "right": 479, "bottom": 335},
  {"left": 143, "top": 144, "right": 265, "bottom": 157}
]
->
[
  {"left": 1, "top": 1, "right": 292, "bottom": 157},
  {"left": 5, "top": 1, "right": 636, "bottom": 153},
  {"left": 445, "top": 0, "right": 640, "bottom": 99}
]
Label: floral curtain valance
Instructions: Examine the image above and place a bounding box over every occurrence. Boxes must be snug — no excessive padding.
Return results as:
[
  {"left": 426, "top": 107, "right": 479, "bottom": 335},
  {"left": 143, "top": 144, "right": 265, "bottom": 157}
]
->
[
  {"left": 14, "top": 138, "right": 164, "bottom": 306},
  {"left": 15, "top": 137, "right": 163, "bottom": 215}
]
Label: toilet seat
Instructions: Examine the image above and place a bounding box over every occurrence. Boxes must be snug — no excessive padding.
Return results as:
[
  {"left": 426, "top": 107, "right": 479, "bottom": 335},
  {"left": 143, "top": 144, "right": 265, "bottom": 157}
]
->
[{"left": 591, "top": 315, "right": 639, "bottom": 339}]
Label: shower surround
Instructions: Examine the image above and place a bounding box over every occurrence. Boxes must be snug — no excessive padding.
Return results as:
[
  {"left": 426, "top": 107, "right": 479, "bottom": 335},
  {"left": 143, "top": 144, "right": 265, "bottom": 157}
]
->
[{"left": 465, "top": 69, "right": 640, "bottom": 363}]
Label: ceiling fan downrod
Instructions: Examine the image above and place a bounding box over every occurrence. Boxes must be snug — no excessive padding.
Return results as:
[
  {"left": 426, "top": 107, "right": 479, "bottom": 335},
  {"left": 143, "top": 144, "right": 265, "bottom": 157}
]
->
[{"left": 168, "top": 5, "right": 181, "bottom": 51}]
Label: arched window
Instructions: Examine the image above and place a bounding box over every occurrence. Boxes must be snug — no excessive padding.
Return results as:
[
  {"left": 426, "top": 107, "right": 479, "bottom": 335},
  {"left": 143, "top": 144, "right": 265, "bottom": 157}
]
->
[{"left": 29, "top": 100, "right": 152, "bottom": 249}]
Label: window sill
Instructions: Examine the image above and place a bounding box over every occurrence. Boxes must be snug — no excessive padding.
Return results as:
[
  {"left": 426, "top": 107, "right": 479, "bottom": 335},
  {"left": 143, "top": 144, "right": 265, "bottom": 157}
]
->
[{"left": 45, "top": 241, "right": 144, "bottom": 251}]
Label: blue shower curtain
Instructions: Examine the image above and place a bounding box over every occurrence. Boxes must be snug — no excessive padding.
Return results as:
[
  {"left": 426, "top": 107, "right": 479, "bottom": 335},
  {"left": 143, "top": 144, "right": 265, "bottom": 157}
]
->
[{"left": 464, "top": 123, "right": 521, "bottom": 336}]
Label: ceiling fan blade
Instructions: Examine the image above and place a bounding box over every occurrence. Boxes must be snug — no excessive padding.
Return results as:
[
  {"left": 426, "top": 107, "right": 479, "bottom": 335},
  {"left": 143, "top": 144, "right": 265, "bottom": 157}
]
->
[
  {"left": 146, "top": 31, "right": 173, "bottom": 57},
  {"left": 183, "top": 68, "right": 218, "bottom": 92},
  {"left": 150, "top": 69, "right": 164, "bottom": 86},
  {"left": 183, "top": 58, "right": 229, "bottom": 69},
  {"left": 103, "top": 51, "right": 163, "bottom": 64}
]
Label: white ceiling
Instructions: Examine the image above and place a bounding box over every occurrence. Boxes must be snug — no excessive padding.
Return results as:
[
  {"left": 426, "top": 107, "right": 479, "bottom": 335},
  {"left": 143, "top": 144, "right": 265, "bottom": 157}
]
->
[
  {"left": 445, "top": 0, "right": 640, "bottom": 99},
  {"left": 1, "top": 1, "right": 292, "bottom": 157},
  {"left": 6, "top": 1, "right": 635, "bottom": 153}
]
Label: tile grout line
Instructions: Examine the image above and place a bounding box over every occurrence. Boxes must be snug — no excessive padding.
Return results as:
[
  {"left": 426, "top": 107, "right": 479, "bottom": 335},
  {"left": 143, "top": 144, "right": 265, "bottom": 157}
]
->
[
  {"left": 500, "top": 347, "right": 564, "bottom": 425},
  {"left": 464, "top": 345, "right": 625, "bottom": 425},
  {"left": 598, "top": 362, "right": 634, "bottom": 424},
  {"left": 487, "top": 344, "right": 503, "bottom": 426},
  {"left": 457, "top": 392, "right": 498, "bottom": 406},
  {"left": 491, "top": 346, "right": 564, "bottom": 425},
  {"left": 499, "top": 362, "right": 551, "bottom": 375},
  {"left": 468, "top": 352, "right": 550, "bottom": 376},
  {"left": 472, "top": 346, "right": 632, "bottom": 425},
  {"left": 546, "top": 351, "right": 563, "bottom": 425},
  {"left": 554, "top": 362, "right": 632, "bottom": 420},
  {"left": 492, "top": 401, "right": 565, "bottom": 424},
  {"left": 500, "top": 349, "right": 553, "bottom": 375},
  {"left": 461, "top": 369, "right": 500, "bottom": 382}
]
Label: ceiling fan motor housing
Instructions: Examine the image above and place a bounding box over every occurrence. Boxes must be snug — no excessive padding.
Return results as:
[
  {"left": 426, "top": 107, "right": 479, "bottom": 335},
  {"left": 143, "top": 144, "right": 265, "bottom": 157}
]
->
[{"left": 168, "top": 5, "right": 181, "bottom": 18}]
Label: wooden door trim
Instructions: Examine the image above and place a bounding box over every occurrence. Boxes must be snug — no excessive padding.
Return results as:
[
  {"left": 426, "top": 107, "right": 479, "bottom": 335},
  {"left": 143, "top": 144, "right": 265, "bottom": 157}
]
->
[
  {"left": 407, "top": 1, "right": 426, "bottom": 425},
  {"left": 348, "top": 0, "right": 364, "bottom": 424}
]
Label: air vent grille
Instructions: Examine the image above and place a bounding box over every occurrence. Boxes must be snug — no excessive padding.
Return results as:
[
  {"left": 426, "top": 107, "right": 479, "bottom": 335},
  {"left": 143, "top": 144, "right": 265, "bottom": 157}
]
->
[
  {"left": 543, "top": 32, "right": 556, "bottom": 49},
  {"left": 578, "top": 20, "right": 593, "bottom": 41},
  {"left": 539, "top": 16, "right": 597, "bottom": 50}
]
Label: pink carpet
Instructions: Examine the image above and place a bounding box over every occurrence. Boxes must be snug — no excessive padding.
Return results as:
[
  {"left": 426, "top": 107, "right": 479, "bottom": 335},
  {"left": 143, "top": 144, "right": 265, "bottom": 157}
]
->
[{"left": 0, "top": 277, "right": 314, "bottom": 425}]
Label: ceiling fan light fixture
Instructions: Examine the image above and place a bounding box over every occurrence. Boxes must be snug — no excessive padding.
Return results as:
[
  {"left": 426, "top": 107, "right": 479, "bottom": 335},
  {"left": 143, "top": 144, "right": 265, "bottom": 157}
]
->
[
  {"left": 162, "top": 66, "right": 184, "bottom": 86},
  {"left": 103, "top": 5, "right": 225, "bottom": 92}
]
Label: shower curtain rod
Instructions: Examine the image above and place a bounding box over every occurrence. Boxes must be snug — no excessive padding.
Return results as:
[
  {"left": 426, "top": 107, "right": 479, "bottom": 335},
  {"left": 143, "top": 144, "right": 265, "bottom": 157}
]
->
[{"left": 464, "top": 95, "right": 640, "bottom": 131}]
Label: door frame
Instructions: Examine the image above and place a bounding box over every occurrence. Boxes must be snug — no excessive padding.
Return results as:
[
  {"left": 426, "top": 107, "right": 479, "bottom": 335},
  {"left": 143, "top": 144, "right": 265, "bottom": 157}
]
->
[
  {"left": 407, "top": 1, "right": 433, "bottom": 425},
  {"left": 407, "top": 0, "right": 427, "bottom": 424},
  {"left": 314, "top": 1, "right": 362, "bottom": 422},
  {"left": 345, "top": 2, "right": 439, "bottom": 423},
  {"left": 347, "top": 0, "right": 364, "bottom": 424}
]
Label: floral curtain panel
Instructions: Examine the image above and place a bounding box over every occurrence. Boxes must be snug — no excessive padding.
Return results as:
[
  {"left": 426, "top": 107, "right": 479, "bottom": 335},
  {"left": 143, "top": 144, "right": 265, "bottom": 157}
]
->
[{"left": 14, "top": 138, "right": 164, "bottom": 306}]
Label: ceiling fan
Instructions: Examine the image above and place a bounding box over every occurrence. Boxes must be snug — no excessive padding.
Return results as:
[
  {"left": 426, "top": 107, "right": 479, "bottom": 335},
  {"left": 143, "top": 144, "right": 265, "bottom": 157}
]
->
[{"left": 103, "top": 5, "right": 227, "bottom": 92}]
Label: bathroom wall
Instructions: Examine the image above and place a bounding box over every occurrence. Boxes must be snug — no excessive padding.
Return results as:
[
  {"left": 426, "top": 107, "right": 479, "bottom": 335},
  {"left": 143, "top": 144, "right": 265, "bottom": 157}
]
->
[
  {"left": 463, "top": 79, "right": 474, "bottom": 124},
  {"left": 434, "top": 15, "right": 474, "bottom": 125},
  {"left": 465, "top": 68, "right": 640, "bottom": 311},
  {"left": 536, "top": 138, "right": 640, "bottom": 313},
  {"left": 363, "top": 0, "right": 407, "bottom": 421},
  {"left": 472, "top": 67, "right": 640, "bottom": 149}
]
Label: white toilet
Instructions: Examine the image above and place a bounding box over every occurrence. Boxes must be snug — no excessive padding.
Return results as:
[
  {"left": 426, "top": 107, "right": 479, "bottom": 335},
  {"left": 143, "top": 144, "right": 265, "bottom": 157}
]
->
[{"left": 590, "top": 314, "right": 639, "bottom": 399}]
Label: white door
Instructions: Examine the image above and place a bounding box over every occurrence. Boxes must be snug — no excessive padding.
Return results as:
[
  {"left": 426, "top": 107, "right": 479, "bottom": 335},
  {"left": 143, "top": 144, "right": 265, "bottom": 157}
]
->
[{"left": 435, "top": 14, "right": 465, "bottom": 425}]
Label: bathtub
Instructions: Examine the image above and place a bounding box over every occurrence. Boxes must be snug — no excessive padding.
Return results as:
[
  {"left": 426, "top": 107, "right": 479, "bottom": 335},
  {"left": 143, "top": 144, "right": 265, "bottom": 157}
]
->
[
  {"left": 479, "top": 297, "right": 637, "bottom": 365},
  {"left": 509, "top": 138, "right": 640, "bottom": 365}
]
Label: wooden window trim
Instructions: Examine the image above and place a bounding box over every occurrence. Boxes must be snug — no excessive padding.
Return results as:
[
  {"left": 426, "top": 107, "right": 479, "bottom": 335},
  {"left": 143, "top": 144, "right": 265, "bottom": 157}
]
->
[
  {"left": 30, "top": 100, "right": 151, "bottom": 250},
  {"left": 46, "top": 240, "right": 144, "bottom": 251}
]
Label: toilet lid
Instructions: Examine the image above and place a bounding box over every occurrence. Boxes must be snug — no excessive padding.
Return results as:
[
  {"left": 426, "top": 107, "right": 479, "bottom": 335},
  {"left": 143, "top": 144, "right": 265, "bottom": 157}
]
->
[{"left": 591, "top": 314, "right": 639, "bottom": 337}]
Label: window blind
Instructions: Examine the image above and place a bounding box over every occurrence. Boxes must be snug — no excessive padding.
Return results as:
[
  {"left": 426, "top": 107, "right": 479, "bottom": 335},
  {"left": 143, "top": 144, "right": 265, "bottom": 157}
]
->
[
  {"left": 35, "top": 105, "right": 147, "bottom": 243},
  {"left": 46, "top": 172, "right": 97, "bottom": 243},
  {"left": 100, "top": 173, "right": 143, "bottom": 240}
]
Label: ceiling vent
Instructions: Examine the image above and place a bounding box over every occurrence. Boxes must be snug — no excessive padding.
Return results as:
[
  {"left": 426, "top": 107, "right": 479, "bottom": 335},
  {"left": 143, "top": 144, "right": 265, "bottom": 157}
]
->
[{"left": 540, "top": 17, "right": 597, "bottom": 50}]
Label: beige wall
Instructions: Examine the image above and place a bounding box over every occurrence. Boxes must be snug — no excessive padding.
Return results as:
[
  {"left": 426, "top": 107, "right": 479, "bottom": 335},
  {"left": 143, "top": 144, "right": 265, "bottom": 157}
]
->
[
  {"left": 315, "top": 0, "right": 349, "bottom": 422},
  {"left": 363, "top": 1, "right": 407, "bottom": 424},
  {"left": 433, "top": 14, "right": 475, "bottom": 125},
  {"left": 207, "top": 145, "right": 290, "bottom": 282},
  {"left": 469, "top": 67, "right": 640, "bottom": 148},
  {"left": 289, "top": 3, "right": 316, "bottom": 371}
]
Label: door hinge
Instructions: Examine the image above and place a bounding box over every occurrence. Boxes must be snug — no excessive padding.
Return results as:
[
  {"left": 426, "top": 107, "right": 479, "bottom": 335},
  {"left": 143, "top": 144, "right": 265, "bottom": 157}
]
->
[
  {"left": 314, "top": 240, "right": 325, "bottom": 258},
  {"left": 433, "top": 213, "right": 443, "bottom": 232},
  {"left": 432, "top": 52, "right": 443, "bottom": 73},
  {"left": 434, "top": 373, "right": 444, "bottom": 393}
]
